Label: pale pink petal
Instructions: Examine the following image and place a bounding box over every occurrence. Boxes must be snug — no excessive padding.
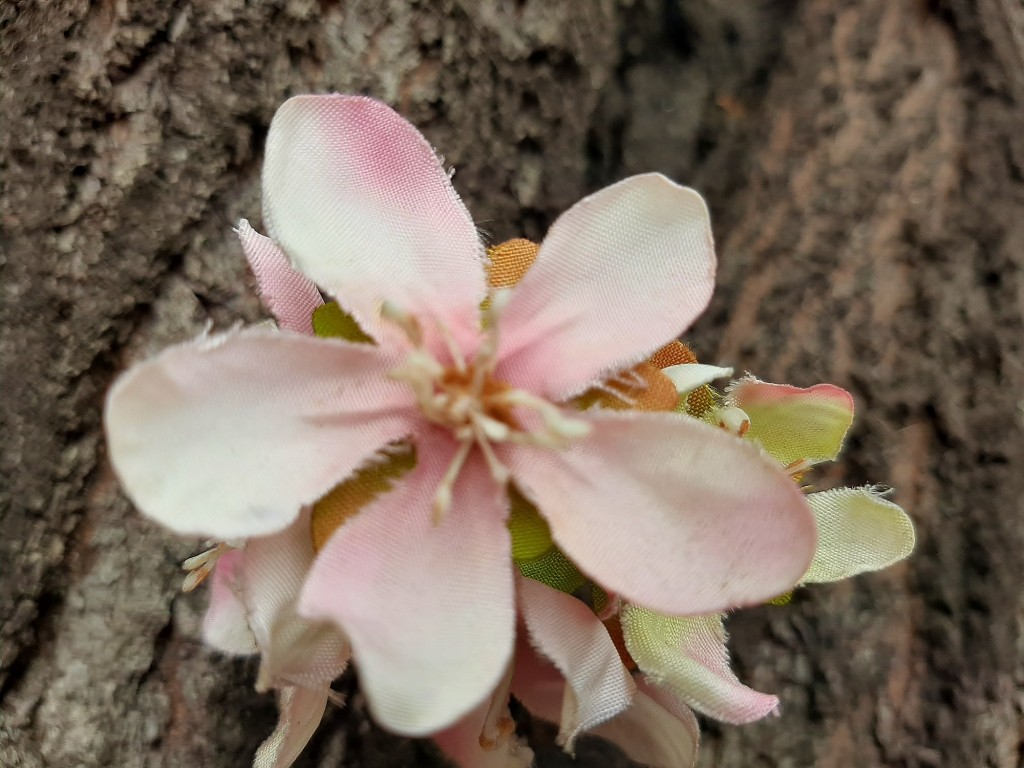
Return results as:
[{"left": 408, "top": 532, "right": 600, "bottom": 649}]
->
[
  {"left": 243, "top": 510, "right": 349, "bottom": 691},
  {"left": 497, "top": 174, "right": 715, "bottom": 400},
  {"left": 105, "top": 328, "right": 417, "bottom": 539},
  {"left": 432, "top": 702, "right": 535, "bottom": 768},
  {"left": 516, "top": 575, "right": 635, "bottom": 750},
  {"left": 726, "top": 377, "right": 855, "bottom": 465},
  {"left": 591, "top": 686, "right": 699, "bottom": 768},
  {"left": 237, "top": 219, "right": 323, "bottom": 335},
  {"left": 640, "top": 682, "right": 702, "bottom": 738},
  {"left": 509, "top": 631, "right": 564, "bottom": 724},
  {"left": 240, "top": 513, "right": 313, "bottom": 645},
  {"left": 621, "top": 607, "right": 778, "bottom": 724},
  {"left": 512, "top": 635, "right": 699, "bottom": 766},
  {"left": 262, "top": 95, "right": 485, "bottom": 346},
  {"left": 202, "top": 549, "right": 257, "bottom": 655},
  {"left": 505, "top": 409, "right": 816, "bottom": 614},
  {"left": 299, "top": 433, "right": 515, "bottom": 736},
  {"left": 253, "top": 686, "right": 328, "bottom": 768},
  {"left": 208, "top": 517, "right": 345, "bottom": 768}
]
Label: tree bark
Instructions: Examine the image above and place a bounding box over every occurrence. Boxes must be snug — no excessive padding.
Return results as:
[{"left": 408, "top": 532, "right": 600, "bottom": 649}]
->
[{"left": 2, "top": 1, "right": 1022, "bottom": 767}]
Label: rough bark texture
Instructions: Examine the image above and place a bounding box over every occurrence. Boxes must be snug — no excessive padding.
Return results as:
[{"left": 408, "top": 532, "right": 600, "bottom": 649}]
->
[{"left": 2, "top": 1, "right": 1022, "bottom": 766}]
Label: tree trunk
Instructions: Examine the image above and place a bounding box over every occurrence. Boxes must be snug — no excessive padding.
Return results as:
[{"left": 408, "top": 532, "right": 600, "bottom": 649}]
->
[{"left": 2, "top": 1, "right": 1022, "bottom": 766}]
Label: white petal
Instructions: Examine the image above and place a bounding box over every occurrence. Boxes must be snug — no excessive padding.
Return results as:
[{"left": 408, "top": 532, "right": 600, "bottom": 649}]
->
[
  {"left": 300, "top": 437, "right": 515, "bottom": 736},
  {"left": 432, "top": 702, "right": 535, "bottom": 768},
  {"left": 201, "top": 550, "right": 258, "bottom": 656},
  {"left": 262, "top": 95, "right": 485, "bottom": 345},
  {"left": 497, "top": 174, "right": 716, "bottom": 400},
  {"left": 105, "top": 328, "right": 417, "bottom": 539},
  {"left": 505, "top": 409, "right": 817, "bottom": 615},
  {"left": 591, "top": 685, "right": 699, "bottom": 768},
  {"left": 253, "top": 686, "right": 329, "bottom": 768},
  {"left": 517, "top": 575, "right": 635, "bottom": 750},
  {"left": 243, "top": 510, "right": 349, "bottom": 691}
]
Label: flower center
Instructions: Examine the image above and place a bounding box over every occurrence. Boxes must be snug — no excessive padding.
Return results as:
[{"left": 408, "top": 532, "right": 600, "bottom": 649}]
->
[
  {"left": 427, "top": 364, "right": 518, "bottom": 438},
  {"left": 383, "top": 291, "right": 590, "bottom": 522}
]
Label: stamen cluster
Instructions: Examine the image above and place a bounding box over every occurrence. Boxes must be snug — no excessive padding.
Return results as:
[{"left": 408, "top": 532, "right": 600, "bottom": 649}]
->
[{"left": 384, "top": 292, "right": 590, "bottom": 521}]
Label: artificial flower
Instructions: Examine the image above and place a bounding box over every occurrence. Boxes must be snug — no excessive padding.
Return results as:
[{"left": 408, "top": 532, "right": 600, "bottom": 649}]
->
[{"left": 105, "top": 94, "right": 817, "bottom": 742}]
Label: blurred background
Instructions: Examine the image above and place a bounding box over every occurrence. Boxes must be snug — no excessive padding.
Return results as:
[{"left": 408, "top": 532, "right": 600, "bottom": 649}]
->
[{"left": 2, "top": 1, "right": 1023, "bottom": 766}]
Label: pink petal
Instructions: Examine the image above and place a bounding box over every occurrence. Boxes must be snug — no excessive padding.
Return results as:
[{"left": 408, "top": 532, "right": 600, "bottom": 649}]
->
[
  {"left": 239, "top": 514, "right": 313, "bottom": 646},
  {"left": 262, "top": 95, "right": 485, "bottom": 347},
  {"left": 497, "top": 174, "right": 715, "bottom": 400},
  {"left": 299, "top": 433, "right": 515, "bottom": 736},
  {"left": 253, "top": 686, "right": 328, "bottom": 768},
  {"left": 512, "top": 634, "right": 699, "bottom": 767},
  {"left": 202, "top": 549, "right": 257, "bottom": 655},
  {"left": 509, "top": 631, "right": 564, "bottom": 724},
  {"left": 640, "top": 681, "right": 702, "bottom": 736},
  {"left": 726, "top": 377, "right": 855, "bottom": 465},
  {"left": 621, "top": 607, "right": 778, "bottom": 724},
  {"left": 243, "top": 510, "right": 349, "bottom": 691},
  {"left": 432, "top": 702, "right": 535, "bottom": 768},
  {"left": 517, "top": 575, "right": 635, "bottom": 750},
  {"left": 105, "top": 328, "right": 417, "bottom": 539},
  {"left": 505, "top": 409, "right": 817, "bottom": 614},
  {"left": 209, "top": 518, "right": 345, "bottom": 768},
  {"left": 237, "top": 219, "right": 323, "bottom": 335},
  {"left": 591, "top": 685, "right": 700, "bottom": 768}
]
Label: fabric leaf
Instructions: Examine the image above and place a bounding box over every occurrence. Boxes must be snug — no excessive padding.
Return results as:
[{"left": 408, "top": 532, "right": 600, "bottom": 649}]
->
[
  {"left": 802, "top": 486, "right": 915, "bottom": 583},
  {"left": 726, "top": 376, "right": 855, "bottom": 466}
]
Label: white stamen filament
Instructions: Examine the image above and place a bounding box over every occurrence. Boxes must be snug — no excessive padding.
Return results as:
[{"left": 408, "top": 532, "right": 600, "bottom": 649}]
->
[
  {"left": 479, "top": 660, "right": 516, "bottom": 751},
  {"left": 435, "top": 316, "right": 467, "bottom": 374},
  {"left": 491, "top": 389, "right": 591, "bottom": 441},
  {"left": 381, "top": 300, "right": 422, "bottom": 346},
  {"left": 433, "top": 438, "right": 474, "bottom": 524},
  {"left": 471, "top": 290, "right": 509, "bottom": 391},
  {"left": 474, "top": 412, "right": 511, "bottom": 442},
  {"left": 181, "top": 542, "right": 231, "bottom": 592},
  {"left": 588, "top": 380, "right": 638, "bottom": 408},
  {"left": 613, "top": 368, "right": 647, "bottom": 389},
  {"left": 472, "top": 420, "right": 511, "bottom": 485}
]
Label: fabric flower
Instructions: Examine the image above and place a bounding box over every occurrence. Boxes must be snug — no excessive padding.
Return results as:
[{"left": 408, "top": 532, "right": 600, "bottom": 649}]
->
[{"left": 105, "top": 94, "right": 817, "bottom": 740}]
